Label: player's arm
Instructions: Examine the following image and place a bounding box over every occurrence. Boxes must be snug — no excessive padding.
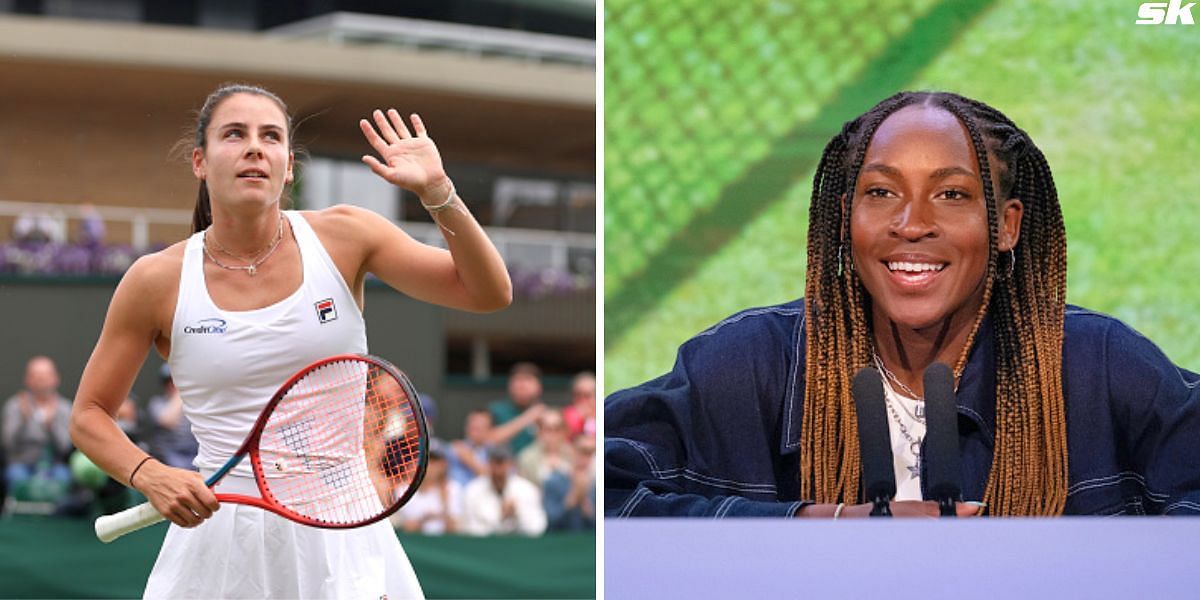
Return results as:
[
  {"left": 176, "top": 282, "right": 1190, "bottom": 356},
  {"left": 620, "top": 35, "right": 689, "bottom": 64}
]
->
[
  {"left": 355, "top": 109, "right": 512, "bottom": 313},
  {"left": 69, "top": 253, "right": 217, "bottom": 527},
  {"left": 324, "top": 204, "right": 511, "bottom": 313}
]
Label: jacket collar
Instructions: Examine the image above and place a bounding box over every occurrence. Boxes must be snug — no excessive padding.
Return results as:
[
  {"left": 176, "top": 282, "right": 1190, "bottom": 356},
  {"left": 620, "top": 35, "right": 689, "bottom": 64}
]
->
[
  {"left": 783, "top": 307, "right": 998, "bottom": 454},
  {"left": 956, "top": 313, "right": 996, "bottom": 446}
]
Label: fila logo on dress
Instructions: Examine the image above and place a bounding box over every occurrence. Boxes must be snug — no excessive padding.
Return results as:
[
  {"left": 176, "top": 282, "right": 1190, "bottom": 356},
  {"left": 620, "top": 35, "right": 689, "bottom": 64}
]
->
[{"left": 315, "top": 298, "right": 338, "bottom": 324}]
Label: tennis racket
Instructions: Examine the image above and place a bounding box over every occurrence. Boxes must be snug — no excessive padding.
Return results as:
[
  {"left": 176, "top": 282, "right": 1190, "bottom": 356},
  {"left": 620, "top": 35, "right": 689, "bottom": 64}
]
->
[{"left": 95, "top": 354, "right": 428, "bottom": 543}]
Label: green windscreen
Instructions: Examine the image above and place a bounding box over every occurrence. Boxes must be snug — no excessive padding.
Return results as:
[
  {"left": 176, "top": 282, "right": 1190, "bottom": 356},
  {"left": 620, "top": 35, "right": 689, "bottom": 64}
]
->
[{"left": 605, "top": 0, "right": 1200, "bottom": 392}]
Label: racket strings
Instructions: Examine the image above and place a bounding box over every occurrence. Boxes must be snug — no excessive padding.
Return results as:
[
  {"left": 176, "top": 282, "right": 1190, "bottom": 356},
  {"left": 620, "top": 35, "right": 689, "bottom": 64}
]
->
[{"left": 256, "top": 358, "right": 423, "bottom": 526}]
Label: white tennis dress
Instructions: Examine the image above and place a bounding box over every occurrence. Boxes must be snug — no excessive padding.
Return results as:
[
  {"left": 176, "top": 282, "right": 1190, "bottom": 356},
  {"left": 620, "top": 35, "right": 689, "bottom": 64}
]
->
[{"left": 144, "top": 211, "right": 424, "bottom": 599}]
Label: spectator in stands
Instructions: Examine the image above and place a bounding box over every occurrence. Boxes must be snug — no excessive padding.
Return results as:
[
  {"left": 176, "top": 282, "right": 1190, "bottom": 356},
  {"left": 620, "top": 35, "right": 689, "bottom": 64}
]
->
[
  {"left": 462, "top": 446, "right": 546, "bottom": 536},
  {"left": 448, "top": 409, "right": 493, "bottom": 488},
  {"left": 2, "top": 356, "right": 73, "bottom": 491},
  {"left": 55, "top": 207, "right": 99, "bottom": 274},
  {"left": 517, "top": 408, "right": 572, "bottom": 489},
  {"left": 8, "top": 211, "right": 63, "bottom": 274},
  {"left": 392, "top": 442, "right": 461, "bottom": 534},
  {"left": 12, "top": 210, "right": 64, "bottom": 246},
  {"left": 147, "top": 364, "right": 198, "bottom": 470},
  {"left": 115, "top": 394, "right": 144, "bottom": 450},
  {"left": 562, "top": 371, "right": 596, "bottom": 440},
  {"left": 58, "top": 393, "right": 141, "bottom": 517},
  {"left": 488, "top": 362, "right": 545, "bottom": 454},
  {"left": 101, "top": 395, "right": 145, "bottom": 513},
  {"left": 76, "top": 204, "right": 107, "bottom": 248},
  {"left": 544, "top": 435, "right": 596, "bottom": 531}
]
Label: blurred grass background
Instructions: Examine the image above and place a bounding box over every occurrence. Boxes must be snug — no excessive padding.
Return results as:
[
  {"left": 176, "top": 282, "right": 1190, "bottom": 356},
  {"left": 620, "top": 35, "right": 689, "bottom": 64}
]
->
[{"left": 604, "top": 0, "right": 1200, "bottom": 392}]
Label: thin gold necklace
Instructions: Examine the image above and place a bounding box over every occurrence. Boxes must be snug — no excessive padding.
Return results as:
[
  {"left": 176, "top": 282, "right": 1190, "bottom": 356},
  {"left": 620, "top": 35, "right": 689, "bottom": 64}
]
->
[
  {"left": 208, "top": 215, "right": 282, "bottom": 261},
  {"left": 202, "top": 217, "right": 285, "bottom": 277}
]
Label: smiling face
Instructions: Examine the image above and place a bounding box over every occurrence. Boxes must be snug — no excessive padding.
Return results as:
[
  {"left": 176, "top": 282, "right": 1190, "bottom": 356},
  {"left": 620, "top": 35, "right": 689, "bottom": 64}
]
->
[
  {"left": 192, "top": 92, "right": 293, "bottom": 211},
  {"left": 850, "top": 104, "right": 1020, "bottom": 334}
]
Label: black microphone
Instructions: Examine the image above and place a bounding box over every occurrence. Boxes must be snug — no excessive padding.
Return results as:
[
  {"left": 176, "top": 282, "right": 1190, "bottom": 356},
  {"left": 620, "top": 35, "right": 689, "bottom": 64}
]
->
[
  {"left": 922, "top": 362, "right": 962, "bottom": 517},
  {"left": 852, "top": 367, "right": 895, "bottom": 517}
]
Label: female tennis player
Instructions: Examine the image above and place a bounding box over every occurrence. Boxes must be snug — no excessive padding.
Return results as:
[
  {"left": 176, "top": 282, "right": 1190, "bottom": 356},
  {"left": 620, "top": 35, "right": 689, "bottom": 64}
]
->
[
  {"left": 605, "top": 91, "right": 1200, "bottom": 518},
  {"left": 70, "top": 83, "right": 511, "bottom": 598}
]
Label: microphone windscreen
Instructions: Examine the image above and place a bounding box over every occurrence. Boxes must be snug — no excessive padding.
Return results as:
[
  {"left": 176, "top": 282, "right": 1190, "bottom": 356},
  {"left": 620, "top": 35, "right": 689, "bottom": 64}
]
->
[
  {"left": 922, "top": 362, "right": 961, "bottom": 503},
  {"left": 852, "top": 367, "right": 896, "bottom": 504}
]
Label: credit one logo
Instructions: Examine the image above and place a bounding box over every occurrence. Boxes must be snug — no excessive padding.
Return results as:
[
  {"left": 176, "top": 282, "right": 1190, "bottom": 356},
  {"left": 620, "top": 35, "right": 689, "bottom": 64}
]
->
[
  {"left": 1137, "top": 0, "right": 1196, "bottom": 24},
  {"left": 183, "top": 318, "right": 228, "bottom": 334}
]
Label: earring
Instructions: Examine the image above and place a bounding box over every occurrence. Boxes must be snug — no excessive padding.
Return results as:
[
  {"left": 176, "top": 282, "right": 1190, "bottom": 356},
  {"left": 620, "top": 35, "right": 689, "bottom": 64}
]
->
[{"left": 1007, "top": 248, "right": 1016, "bottom": 278}]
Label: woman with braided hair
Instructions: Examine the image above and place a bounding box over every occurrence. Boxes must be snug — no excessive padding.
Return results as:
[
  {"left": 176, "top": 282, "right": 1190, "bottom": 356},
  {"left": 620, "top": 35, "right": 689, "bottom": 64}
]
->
[{"left": 605, "top": 91, "right": 1200, "bottom": 517}]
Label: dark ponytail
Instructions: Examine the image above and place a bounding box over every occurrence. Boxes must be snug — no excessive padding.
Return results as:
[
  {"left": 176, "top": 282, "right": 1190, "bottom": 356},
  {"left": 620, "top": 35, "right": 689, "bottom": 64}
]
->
[{"left": 192, "top": 181, "right": 212, "bottom": 233}]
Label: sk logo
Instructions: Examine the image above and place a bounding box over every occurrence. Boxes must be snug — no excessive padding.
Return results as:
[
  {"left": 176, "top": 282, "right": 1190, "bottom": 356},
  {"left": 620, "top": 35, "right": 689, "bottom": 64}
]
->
[
  {"left": 315, "top": 298, "right": 338, "bottom": 324},
  {"left": 1137, "top": 0, "right": 1197, "bottom": 24}
]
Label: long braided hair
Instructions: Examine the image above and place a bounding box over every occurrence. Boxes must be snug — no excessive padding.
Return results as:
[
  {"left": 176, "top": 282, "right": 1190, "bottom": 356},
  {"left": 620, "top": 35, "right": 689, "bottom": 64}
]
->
[{"left": 800, "top": 91, "right": 1068, "bottom": 516}]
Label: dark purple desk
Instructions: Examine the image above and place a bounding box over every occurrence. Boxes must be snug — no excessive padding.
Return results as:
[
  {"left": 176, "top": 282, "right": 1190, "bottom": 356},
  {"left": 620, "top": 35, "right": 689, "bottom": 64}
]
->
[{"left": 605, "top": 518, "right": 1200, "bottom": 598}]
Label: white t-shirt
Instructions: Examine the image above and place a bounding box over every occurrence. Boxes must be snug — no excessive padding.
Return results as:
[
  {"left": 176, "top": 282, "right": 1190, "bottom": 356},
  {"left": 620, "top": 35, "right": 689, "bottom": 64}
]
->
[
  {"left": 881, "top": 381, "right": 926, "bottom": 501},
  {"left": 397, "top": 481, "right": 464, "bottom": 535},
  {"left": 461, "top": 473, "right": 547, "bottom": 536}
]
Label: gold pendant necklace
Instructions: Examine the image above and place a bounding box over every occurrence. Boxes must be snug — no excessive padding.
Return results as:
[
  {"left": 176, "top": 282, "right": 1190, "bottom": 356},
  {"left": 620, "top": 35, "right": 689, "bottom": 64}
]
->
[
  {"left": 202, "top": 216, "right": 285, "bottom": 276},
  {"left": 208, "top": 215, "right": 282, "bottom": 261}
]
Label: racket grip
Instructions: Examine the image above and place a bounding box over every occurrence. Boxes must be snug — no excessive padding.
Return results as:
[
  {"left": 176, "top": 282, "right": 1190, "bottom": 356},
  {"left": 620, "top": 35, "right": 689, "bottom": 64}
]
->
[{"left": 95, "top": 501, "right": 166, "bottom": 543}]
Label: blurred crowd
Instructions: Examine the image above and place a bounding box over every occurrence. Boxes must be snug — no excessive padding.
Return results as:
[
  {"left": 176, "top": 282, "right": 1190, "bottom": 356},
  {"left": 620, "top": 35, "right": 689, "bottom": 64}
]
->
[
  {"left": 2, "top": 356, "right": 130, "bottom": 515},
  {"left": 1, "top": 354, "right": 597, "bottom": 538},
  {"left": 1, "top": 357, "right": 184, "bottom": 516},
  {"left": 389, "top": 363, "right": 597, "bottom": 536},
  {"left": 2, "top": 208, "right": 593, "bottom": 301},
  {"left": 1, "top": 207, "right": 140, "bottom": 276}
]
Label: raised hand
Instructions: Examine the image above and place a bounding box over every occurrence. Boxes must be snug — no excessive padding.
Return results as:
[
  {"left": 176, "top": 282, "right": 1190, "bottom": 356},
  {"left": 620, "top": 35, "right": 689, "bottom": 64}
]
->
[{"left": 359, "top": 109, "right": 450, "bottom": 199}]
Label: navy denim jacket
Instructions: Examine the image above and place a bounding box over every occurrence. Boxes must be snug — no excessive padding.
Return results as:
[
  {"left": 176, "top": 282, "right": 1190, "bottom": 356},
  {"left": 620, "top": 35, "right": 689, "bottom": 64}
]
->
[{"left": 605, "top": 299, "right": 1200, "bottom": 517}]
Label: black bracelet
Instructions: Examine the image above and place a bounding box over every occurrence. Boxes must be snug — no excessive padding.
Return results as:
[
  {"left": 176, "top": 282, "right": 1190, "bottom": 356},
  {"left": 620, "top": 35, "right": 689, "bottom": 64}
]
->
[{"left": 129, "top": 456, "right": 154, "bottom": 487}]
